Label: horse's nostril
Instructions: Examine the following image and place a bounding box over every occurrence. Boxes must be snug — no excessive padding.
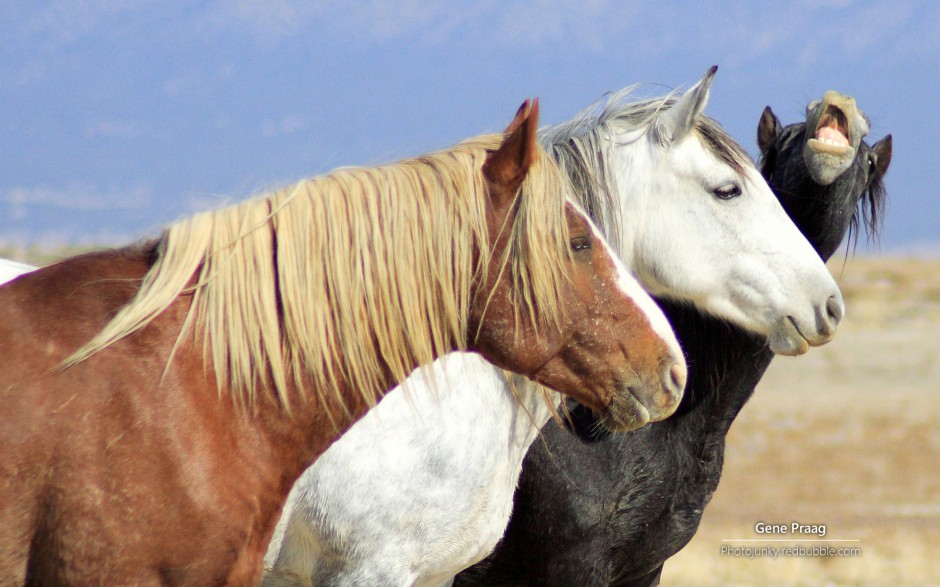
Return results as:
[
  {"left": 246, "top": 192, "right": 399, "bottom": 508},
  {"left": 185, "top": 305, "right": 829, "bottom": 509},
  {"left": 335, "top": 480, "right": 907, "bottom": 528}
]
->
[
  {"left": 669, "top": 362, "right": 686, "bottom": 394},
  {"left": 826, "top": 295, "right": 844, "bottom": 325},
  {"left": 658, "top": 362, "right": 686, "bottom": 411},
  {"left": 649, "top": 362, "right": 685, "bottom": 418}
]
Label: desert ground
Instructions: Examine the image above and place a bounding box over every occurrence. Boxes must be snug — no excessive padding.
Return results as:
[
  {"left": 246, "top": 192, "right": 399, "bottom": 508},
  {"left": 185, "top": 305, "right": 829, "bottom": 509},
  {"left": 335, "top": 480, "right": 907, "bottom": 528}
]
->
[{"left": 663, "top": 256, "right": 940, "bottom": 586}]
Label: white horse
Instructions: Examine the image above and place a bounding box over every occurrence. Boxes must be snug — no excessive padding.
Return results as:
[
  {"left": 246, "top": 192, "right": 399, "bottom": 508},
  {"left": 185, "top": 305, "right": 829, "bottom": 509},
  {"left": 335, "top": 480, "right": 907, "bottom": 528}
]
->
[
  {"left": 271, "top": 68, "right": 840, "bottom": 587},
  {"left": 0, "top": 258, "right": 34, "bottom": 285}
]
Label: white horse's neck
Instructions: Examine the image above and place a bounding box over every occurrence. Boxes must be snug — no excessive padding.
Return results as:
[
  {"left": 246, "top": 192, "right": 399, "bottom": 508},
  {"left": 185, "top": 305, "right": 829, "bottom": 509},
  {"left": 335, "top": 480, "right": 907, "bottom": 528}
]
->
[{"left": 263, "top": 353, "right": 559, "bottom": 586}]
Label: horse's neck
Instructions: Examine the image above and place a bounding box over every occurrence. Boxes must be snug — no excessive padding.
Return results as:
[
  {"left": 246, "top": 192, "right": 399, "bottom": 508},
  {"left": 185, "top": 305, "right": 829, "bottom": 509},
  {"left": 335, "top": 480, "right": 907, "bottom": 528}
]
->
[
  {"left": 657, "top": 299, "right": 773, "bottom": 436},
  {"left": 265, "top": 353, "right": 559, "bottom": 579},
  {"left": 257, "top": 377, "right": 379, "bottom": 480},
  {"left": 431, "top": 356, "right": 559, "bottom": 462},
  {"left": 561, "top": 302, "right": 770, "bottom": 452},
  {"left": 773, "top": 134, "right": 859, "bottom": 261},
  {"left": 589, "top": 302, "right": 775, "bottom": 515},
  {"left": 66, "top": 248, "right": 384, "bottom": 530},
  {"left": 777, "top": 183, "right": 847, "bottom": 262},
  {"left": 511, "top": 377, "right": 561, "bottom": 448}
]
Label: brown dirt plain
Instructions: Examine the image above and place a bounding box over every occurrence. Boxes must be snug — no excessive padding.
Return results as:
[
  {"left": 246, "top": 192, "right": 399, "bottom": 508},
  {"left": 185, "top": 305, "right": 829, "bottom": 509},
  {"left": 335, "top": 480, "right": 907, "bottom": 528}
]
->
[{"left": 662, "top": 256, "right": 940, "bottom": 587}]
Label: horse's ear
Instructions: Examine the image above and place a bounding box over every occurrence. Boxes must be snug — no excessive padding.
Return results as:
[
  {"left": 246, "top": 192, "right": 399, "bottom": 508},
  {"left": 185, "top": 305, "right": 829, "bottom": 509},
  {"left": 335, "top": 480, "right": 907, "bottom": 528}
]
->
[
  {"left": 757, "top": 106, "right": 782, "bottom": 154},
  {"left": 484, "top": 99, "right": 540, "bottom": 208},
  {"left": 656, "top": 65, "right": 716, "bottom": 144},
  {"left": 869, "top": 134, "right": 892, "bottom": 178}
]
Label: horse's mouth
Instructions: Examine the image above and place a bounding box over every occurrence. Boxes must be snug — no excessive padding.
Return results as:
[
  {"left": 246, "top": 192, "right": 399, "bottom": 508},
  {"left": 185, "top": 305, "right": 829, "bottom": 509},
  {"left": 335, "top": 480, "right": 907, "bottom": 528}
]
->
[
  {"left": 808, "top": 105, "right": 853, "bottom": 156},
  {"left": 769, "top": 316, "right": 811, "bottom": 357},
  {"left": 598, "top": 386, "right": 651, "bottom": 433}
]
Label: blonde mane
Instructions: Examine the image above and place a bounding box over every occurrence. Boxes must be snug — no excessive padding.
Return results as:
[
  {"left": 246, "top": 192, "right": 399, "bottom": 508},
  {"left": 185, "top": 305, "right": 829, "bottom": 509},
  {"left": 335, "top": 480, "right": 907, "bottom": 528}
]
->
[{"left": 67, "top": 133, "right": 572, "bottom": 419}]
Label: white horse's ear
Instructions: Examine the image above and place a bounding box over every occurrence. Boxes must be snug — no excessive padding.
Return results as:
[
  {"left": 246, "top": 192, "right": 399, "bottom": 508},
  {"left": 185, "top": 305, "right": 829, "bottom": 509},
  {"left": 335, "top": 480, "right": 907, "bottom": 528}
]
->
[{"left": 655, "top": 65, "right": 717, "bottom": 144}]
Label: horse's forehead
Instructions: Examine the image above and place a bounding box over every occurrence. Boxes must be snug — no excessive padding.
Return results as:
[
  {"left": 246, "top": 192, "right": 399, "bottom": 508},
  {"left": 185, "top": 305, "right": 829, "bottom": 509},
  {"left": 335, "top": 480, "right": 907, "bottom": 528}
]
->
[
  {"left": 563, "top": 200, "right": 592, "bottom": 228},
  {"left": 660, "top": 132, "right": 748, "bottom": 179},
  {"left": 567, "top": 199, "right": 617, "bottom": 242}
]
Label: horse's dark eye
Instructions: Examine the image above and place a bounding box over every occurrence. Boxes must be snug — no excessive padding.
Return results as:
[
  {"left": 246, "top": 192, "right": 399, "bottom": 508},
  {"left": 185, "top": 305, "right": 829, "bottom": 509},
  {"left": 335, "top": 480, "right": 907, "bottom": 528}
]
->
[
  {"left": 571, "top": 236, "right": 592, "bottom": 252},
  {"left": 712, "top": 183, "right": 742, "bottom": 200}
]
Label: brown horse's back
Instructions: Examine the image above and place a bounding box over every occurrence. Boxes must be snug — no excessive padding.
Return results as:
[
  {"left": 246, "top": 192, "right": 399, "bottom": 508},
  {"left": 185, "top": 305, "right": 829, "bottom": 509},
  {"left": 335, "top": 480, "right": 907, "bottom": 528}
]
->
[{"left": 0, "top": 249, "right": 293, "bottom": 585}]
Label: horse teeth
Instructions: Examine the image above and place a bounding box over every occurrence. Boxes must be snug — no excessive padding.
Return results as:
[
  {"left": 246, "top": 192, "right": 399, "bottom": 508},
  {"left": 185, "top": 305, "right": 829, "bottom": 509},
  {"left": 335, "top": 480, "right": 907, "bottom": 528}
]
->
[
  {"left": 815, "top": 126, "right": 849, "bottom": 147},
  {"left": 811, "top": 137, "right": 849, "bottom": 150}
]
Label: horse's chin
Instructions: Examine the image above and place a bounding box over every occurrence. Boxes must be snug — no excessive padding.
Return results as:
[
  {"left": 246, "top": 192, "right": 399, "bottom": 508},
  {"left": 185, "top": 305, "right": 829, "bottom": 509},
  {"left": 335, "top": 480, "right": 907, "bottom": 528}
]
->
[
  {"left": 768, "top": 318, "right": 811, "bottom": 356},
  {"left": 598, "top": 392, "right": 651, "bottom": 433},
  {"left": 803, "top": 142, "right": 856, "bottom": 186}
]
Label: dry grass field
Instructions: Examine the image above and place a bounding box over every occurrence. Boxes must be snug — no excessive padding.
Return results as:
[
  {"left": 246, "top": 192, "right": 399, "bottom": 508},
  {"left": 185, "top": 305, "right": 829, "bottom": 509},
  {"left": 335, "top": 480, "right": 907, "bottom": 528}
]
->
[{"left": 663, "top": 257, "right": 940, "bottom": 586}]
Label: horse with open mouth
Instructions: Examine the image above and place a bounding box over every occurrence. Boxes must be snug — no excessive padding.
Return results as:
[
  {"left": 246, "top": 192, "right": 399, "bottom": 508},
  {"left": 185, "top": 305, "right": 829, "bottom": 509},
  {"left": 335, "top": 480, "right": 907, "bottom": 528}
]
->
[
  {"left": 458, "top": 90, "right": 890, "bottom": 587},
  {"left": 0, "top": 100, "right": 686, "bottom": 586},
  {"left": 759, "top": 90, "right": 892, "bottom": 260},
  {"left": 263, "top": 67, "right": 844, "bottom": 587}
]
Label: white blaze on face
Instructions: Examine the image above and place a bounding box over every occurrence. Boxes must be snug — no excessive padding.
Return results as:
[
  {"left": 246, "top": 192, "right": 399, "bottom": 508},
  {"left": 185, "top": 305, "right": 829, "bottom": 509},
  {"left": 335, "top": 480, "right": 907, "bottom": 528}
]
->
[{"left": 580, "top": 209, "right": 684, "bottom": 370}]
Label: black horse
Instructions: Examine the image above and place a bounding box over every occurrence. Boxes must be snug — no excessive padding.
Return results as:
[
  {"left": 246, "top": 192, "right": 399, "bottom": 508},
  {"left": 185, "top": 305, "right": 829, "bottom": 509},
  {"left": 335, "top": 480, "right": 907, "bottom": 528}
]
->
[{"left": 456, "top": 92, "right": 891, "bottom": 586}]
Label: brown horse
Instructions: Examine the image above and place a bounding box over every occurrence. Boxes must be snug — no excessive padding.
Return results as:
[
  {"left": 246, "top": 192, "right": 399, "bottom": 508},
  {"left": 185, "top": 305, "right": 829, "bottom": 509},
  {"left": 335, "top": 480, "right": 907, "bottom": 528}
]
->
[{"left": 0, "top": 101, "right": 685, "bottom": 585}]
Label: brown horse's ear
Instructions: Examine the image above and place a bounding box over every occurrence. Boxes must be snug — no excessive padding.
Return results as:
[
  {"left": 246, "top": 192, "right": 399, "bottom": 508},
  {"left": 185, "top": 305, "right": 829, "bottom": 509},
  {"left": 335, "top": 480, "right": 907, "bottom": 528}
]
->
[
  {"left": 483, "top": 99, "right": 540, "bottom": 208},
  {"left": 757, "top": 106, "right": 782, "bottom": 154}
]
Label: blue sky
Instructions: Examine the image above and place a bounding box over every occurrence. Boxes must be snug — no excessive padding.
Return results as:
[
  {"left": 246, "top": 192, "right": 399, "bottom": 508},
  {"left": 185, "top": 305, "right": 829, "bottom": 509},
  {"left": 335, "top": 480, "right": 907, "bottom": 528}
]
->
[{"left": 1, "top": 1, "right": 936, "bottom": 253}]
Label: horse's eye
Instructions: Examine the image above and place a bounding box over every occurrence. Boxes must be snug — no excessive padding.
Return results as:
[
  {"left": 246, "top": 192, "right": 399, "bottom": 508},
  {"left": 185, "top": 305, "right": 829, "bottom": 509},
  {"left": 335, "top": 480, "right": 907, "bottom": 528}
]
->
[
  {"left": 570, "top": 236, "right": 592, "bottom": 252},
  {"left": 712, "top": 183, "right": 742, "bottom": 200}
]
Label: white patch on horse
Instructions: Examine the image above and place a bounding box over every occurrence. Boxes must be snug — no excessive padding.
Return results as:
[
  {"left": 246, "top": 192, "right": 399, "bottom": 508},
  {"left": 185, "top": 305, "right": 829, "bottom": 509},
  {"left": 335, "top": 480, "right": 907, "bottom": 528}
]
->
[{"left": 0, "top": 259, "right": 34, "bottom": 286}]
